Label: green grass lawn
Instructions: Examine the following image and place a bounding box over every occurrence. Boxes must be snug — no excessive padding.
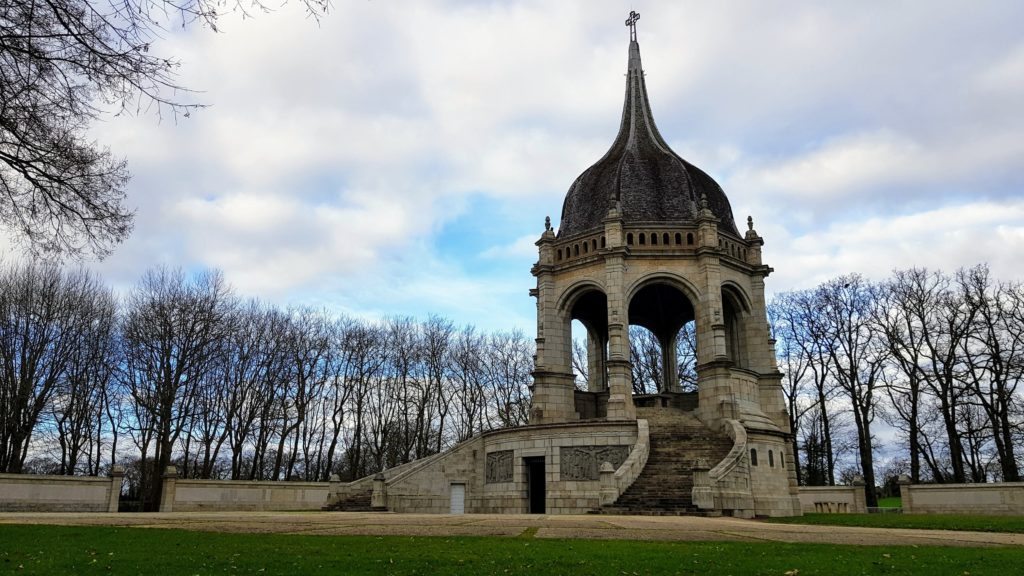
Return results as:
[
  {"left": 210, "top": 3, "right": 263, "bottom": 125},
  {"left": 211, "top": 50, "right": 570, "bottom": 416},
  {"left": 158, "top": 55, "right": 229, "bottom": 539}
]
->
[
  {"left": 766, "top": 513, "right": 1024, "bottom": 533},
  {"left": 877, "top": 496, "right": 902, "bottom": 508},
  {"left": 0, "top": 524, "right": 1021, "bottom": 575}
]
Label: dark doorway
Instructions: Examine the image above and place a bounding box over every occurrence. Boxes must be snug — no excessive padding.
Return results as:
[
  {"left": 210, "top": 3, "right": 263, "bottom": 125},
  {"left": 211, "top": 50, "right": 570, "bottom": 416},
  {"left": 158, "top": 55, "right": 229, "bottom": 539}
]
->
[{"left": 524, "top": 457, "right": 546, "bottom": 514}]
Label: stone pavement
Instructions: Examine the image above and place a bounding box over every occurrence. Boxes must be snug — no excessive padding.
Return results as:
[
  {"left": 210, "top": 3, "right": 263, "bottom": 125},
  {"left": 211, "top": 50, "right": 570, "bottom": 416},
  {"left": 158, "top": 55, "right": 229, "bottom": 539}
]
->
[{"left": 0, "top": 512, "right": 1021, "bottom": 548}]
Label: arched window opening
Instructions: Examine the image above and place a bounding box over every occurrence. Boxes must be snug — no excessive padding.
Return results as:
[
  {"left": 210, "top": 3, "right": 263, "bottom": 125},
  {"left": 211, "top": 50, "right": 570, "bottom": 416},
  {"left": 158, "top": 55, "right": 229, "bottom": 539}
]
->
[
  {"left": 557, "top": 249, "right": 562, "bottom": 261},
  {"left": 627, "top": 284, "right": 698, "bottom": 396},
  {"left": 750, "top": 448, "right": 758, "bottom": 466},
  {"left": 650, "top": 233, "right": 657, "bottom": 245},
  {"left": 592, "top": 239, "right": 598, "bottom": 251},
  {"left": 779, "top": 451, "right": 785, "bottom": 469},
  {"left": 675, "top": 233, "right": 682, "bottom": 245},
  {"left": 639, "top": 234, "right": 646, "bottom": 245},
  {"left": 627, "top": 233, "right": 634, "bottom": 246},
  {"left": 569, "top": 290, "right": 610, "bottom": 405},
  {"left": 601, "top": 236, "right": 606, "bottom": 248},
  {"left": 663, "top": 233, "right": 670, "bottom": 245},
  {"left": 687, "top": 233, "right": 694, "bottom": 245},
  {"left": 574, "top": 244, "right": 580, "bottom": 256},
  {"left": 721, "top": 286, "right": 750, "bottom": 369},
  {"left": 583, "top": 242, "right": 588, "bottom": 254},
  {"left": 768, "top": 450, "right": 775, "bottom": 468}
]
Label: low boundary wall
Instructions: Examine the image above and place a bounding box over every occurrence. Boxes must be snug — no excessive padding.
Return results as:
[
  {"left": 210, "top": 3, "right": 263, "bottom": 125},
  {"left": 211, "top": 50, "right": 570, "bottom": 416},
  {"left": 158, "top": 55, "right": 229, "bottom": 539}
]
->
[
  {"left": 900, "top": 478, "right": 1024, "bottom": 515},
  {"left": 159, "top": 467, "right": 333, "bottom": 512},
  {"left": 798, "top": 484, "right": 866, "bottom": 514},
  {"left": 0, "top": 468, "right": 123, "bottom": 513}
]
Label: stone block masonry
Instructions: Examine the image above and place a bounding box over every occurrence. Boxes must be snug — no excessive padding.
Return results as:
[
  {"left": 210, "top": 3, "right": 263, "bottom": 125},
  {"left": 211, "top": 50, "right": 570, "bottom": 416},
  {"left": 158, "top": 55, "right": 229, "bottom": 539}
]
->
[{"left": 0, "top": 467, "right": 123, "bottom": 512}]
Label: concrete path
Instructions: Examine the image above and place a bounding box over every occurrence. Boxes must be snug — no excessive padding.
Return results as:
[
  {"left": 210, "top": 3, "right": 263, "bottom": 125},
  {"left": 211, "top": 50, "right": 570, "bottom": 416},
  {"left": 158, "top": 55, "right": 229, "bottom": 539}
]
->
[{"left": 1, "top": 512, "right": 1021, "bottom": 548}]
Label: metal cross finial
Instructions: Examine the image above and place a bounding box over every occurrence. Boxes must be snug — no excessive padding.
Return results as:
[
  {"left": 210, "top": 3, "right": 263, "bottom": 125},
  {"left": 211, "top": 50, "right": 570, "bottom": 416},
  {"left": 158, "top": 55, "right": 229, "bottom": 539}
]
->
[{"left": 625, "top": 11, "right": 640, "bottom": 41}]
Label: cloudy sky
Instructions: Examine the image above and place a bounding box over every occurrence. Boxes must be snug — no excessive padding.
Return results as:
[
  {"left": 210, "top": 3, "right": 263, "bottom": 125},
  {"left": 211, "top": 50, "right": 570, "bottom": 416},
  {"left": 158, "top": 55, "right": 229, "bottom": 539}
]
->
[{"left": 10, "top": 0, "right": 1023, "bottom": 332}]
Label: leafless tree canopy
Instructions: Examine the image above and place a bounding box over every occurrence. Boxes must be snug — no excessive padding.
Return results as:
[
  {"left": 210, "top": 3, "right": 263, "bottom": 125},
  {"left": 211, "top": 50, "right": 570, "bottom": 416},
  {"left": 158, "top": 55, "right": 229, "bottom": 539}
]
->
[
  {"left": 773, "top": 264, "right": 1024, "bottom": 493},
  {"left": 0, "top": 0, "right": 328, "bottom": 257},
  {"left": 0, "top": 262, "right": 533, "bottom": 510}
]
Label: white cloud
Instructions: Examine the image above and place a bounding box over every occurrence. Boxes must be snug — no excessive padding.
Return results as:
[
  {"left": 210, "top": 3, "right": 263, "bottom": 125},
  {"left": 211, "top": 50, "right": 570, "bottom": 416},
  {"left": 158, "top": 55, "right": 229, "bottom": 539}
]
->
[
  {"left": 59, "top": 0, "right": 1023, "bottom": 332},
  {"left": 479, "top": 234, "right": 538, "bottom": 261},
  {"left": 763, "top": 200, "right": 1024, "bottom": 293}
]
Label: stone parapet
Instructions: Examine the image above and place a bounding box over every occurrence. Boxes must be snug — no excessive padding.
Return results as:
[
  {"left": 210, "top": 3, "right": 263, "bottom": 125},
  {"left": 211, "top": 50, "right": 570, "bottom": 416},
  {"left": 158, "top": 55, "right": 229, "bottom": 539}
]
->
[
  {"left": 798, "top": 485, "right": 867, "bottom": 514},
  {"left": 0, "top": 471, "right": 121, "bottom": 513},
  {"left": 159, "top": 471, "right": 331, "bottom": 512},
  {"left": 899, "top": 480, "right": 1024, "bottom": 515}
]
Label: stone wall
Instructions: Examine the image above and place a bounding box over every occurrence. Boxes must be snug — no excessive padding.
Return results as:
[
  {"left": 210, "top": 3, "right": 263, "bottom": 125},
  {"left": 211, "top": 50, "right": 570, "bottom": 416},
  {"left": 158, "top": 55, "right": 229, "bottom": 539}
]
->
[
  {"left": 900, "top": 480, "right": 1024, "bottom": 515},
  {"left": 0, "top": 469, "right": 122, "bottom": 512},
  {"left": 798, "top": 485, "right": 867, "bottom": 514},
  {"left": 159, "top": 468, "right": 331, "bottom": 512},
  {"left": 376, "top": 421, "right": 640, "bottom": 514}
]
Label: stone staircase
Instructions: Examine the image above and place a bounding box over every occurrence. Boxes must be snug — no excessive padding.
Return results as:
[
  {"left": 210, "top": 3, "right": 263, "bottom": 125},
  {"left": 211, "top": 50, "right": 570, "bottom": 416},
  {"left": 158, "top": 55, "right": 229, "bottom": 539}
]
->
[
  {"left": 322, "top": 488, "right": 373, "bottom": 512},
  {"left": 598, "top": 406, "right": 732, "bottom": 515}
]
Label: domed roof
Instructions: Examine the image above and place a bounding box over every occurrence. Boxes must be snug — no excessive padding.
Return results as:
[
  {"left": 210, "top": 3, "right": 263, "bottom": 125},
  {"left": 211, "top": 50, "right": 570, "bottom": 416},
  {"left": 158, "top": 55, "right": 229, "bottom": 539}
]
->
[{"left": 557, "top": 39, "right": 739, "bottom": 238}]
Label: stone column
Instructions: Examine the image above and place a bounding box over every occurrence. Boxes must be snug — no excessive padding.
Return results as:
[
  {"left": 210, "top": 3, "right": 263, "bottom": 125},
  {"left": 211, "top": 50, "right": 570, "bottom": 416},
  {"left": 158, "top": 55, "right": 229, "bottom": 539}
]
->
[
  {"left": 108, "top": 465, "right": 124, "bottom": 513},
  {"left": 897, "top": 474, "right": 913, "bottom": 513},
  {"left": 586, "top": 329, "right": 606, "bottom": 392},
  {"left": 695, "top": 203, "right": 726, "bottom": 364},
  {"left": 602, "top": 207, "right": 635, "bottom": 421},
  {"left": 329, "top": 474, "right": 340, "bottom": 500},
  {"left": 599, "top": 462, "right": 617, "bottom": 505},
  {"left": 852, "top": 475, "right": 867, "bottom": 513},
  {"left": 159, "top": 466, "right": 178, "bottom": 513},
  {"left": 604, "top": 259, "right": 635, "bottom": 421},
  {"left": 371, "top": 473, "right": 387, "bottom": 510},
  {"left": 691, "top": 461, "right": 713, "bottom": 510},
  {"left": 529, "top": 228, "right": 577, "bottom": 424},
  {"left": 660, "top": 332, "right": 678, "bottom": 393}
]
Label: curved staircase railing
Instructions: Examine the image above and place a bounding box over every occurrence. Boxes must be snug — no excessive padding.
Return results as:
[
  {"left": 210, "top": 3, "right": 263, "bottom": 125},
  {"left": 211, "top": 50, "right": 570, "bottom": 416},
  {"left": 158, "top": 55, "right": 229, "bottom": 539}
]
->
[{"left": 692, "top": 418, "right": 754, "bottom": 516}]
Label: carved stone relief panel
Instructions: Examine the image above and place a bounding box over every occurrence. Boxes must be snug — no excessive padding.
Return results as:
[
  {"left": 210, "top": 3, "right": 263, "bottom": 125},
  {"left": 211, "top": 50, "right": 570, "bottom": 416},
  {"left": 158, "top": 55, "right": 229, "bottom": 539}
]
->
[
  {"left": 559, "top": 445, "right": 630, "bottom": 481},
  {"left": 485, "top": 450, "right": 514, "bottom": 483}
]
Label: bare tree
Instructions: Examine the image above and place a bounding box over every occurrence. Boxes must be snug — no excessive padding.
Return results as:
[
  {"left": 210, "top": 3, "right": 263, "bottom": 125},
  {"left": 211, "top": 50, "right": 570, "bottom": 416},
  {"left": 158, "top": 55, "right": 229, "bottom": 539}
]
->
[
  {"left": 629, "top": 325, "right": 661, "bottom": 394},
  {"left": 958, "top": 266, "right": 1022, "bottom": 481},
  {"left": 483, "top": 330, "right": 532, "bottom": 429},
  {"left": 772, "top": 288, "right": 839, "bottom": 485},
  {"left": 768, "top": 297, "right": 815, "bottom": 485},
  {"left": 0, "top": 262, "right": 109, "bottom": 472},
  {"left": 571, "top": 336, "right": 589, "bottom": 389},
  {"left": 818, "top": 275, "right": 887, "bottom": 506},
  {"left": 50, "top": 280, "right": 118, "bottom": 475},
  {"left": 0, "top": 0, "right": 329, "bottom": 257},
  {"left": 120, "top": 266, "right": 231, "bottom": 506},
  {"left": 873, "top": 268, "right": 944, "bottom": 483},
  {"left": 421, "top": 315, "right": 453, "bottom": 454},
  {"left": 449, "top": 325, "right": 487, "bottom": 441}
]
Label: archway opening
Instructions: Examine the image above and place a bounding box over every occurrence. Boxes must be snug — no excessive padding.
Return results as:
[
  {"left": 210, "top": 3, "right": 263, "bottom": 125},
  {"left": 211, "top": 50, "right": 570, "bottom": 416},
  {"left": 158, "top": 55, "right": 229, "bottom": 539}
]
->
[
  {"left": 568, "top": 289, "right": 608, "bottom": 393},
  {"left": 627, "top": 283, "right": 697, "bottom": 405},
  {"left": 721, "top": 285, "right": 749, "bottom": 368}
]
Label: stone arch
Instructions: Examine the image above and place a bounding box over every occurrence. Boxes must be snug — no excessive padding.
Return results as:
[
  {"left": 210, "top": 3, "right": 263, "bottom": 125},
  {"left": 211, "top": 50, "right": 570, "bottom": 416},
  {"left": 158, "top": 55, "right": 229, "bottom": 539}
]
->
[
  {"left": 626, "top": 273, "right": 702, "bottom": 306},
  {"left": 558, "top": 281, "right": 609, "bottom": 394},
  {"left": 557, "top": 279, "right": 608, "bottom": 313},
  {"left": 625, "top": 275, "right": 701, "bottom": 395},
  {"left": 720, "top": 283, "right": 751, "bottom": 368}
]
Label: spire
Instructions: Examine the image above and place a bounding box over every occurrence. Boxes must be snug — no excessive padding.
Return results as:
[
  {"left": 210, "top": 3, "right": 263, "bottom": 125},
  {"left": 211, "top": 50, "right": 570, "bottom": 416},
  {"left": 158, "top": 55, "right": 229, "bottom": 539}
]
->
[
  {"left": 612, "top": 14, "right": 681, "bottom": 170},
  {"left": 555, "top": 14, "right": 740, "bottom": 238}
]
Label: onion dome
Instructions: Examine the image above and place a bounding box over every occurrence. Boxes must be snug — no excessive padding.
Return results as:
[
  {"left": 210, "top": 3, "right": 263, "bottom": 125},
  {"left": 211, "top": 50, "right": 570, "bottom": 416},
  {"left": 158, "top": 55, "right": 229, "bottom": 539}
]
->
[{"left": 557, "top": 37, "right": 739, "bottom": 238}]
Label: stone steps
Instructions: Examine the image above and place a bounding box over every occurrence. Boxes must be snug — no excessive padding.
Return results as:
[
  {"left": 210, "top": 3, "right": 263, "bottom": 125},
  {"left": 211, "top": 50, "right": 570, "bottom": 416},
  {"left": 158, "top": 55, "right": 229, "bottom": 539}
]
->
[{"left": 596, "top": 407, "right": 732, "bottom": 515}]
